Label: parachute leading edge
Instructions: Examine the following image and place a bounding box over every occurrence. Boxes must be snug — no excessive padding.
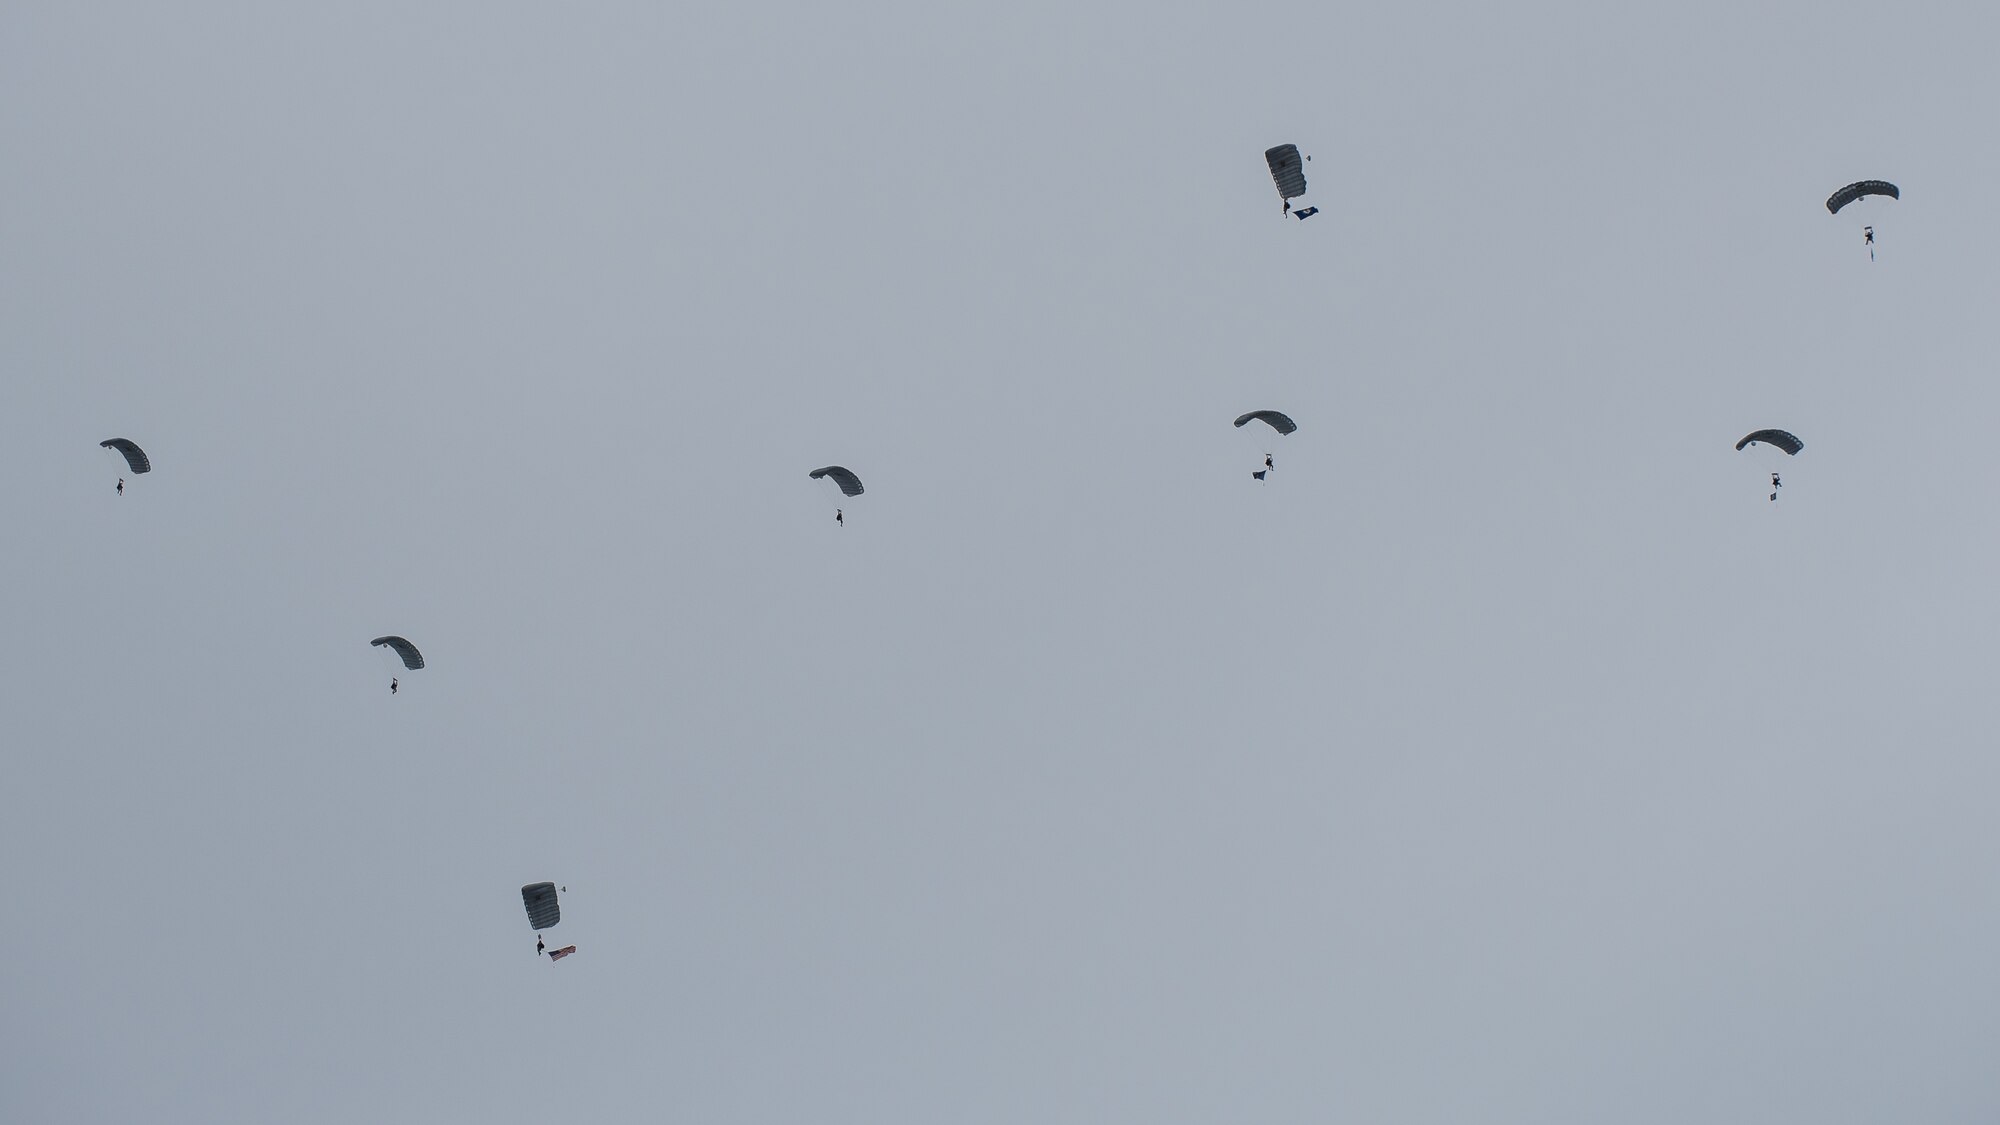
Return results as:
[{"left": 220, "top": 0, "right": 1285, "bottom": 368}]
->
[
  {"left": 100, "top": 439, "right": 151, "bottom": 474},
  {"left": 1826, "top": 180, "right": 1897, "bottom": 214},
  {"left": 1736, "top": 430, "right": 1803, "bottom": 456},
  {"left": 1234, "top": 411, "right": 1298, "bottom": 436},
  {"left": 1265, "top": 145, "right": 1307, "bottom": 201},
  {"left": 522, "top": 882, "right": 561, "bottom": 930},
  {"left": 371, "top": 636, "right": 425, "bottom": 670},
  {"left": 809, "top": 466, "right": 865, "bottom": 497}
]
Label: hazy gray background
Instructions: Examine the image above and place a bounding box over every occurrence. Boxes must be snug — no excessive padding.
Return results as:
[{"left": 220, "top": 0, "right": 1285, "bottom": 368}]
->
[{"left": 6, "top": 2, "right": 1999, "bottom": 1121}]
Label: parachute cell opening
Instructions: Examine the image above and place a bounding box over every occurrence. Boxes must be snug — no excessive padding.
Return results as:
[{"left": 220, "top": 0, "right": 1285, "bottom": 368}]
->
[{"left": 371, "top": 636, "right": 425, "bottom": 670}]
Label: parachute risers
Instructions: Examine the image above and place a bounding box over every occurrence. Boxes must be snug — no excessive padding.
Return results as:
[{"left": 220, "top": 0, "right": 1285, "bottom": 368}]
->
[
  {"left": 1827, "top": 181, "right": 1896, "bottom": 257},
  {"left": 1234, "top": 411, "right": 1297, "bottom": 480},
  {"left": 1265, "top": 145, "right": 1318, "bottom": 219},
  {"left": 1737, "top": 429, "right": 1802, "bottom": 501}
]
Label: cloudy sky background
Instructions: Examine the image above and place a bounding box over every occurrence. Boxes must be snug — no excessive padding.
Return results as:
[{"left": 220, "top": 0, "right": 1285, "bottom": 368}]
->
[{"left": 6, "top": 2, "right": 2000, "bottom": 1121}]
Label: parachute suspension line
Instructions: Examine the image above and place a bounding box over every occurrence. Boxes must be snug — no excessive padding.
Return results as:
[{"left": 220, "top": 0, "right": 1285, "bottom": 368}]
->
[
  {"left": 1736, "top": 430, "right": 1802, "bottom": 504},
  {"left": 1265, "top": 144, "right": 1307, "bottom": 215},
  {"left": 1233, "top": 411, "right": 1297, "bottom": 480}
]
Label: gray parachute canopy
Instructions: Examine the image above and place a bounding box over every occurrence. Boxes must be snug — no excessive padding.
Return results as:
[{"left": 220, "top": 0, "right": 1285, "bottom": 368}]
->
[
  {"left": 1826, "top": 180, "right": 1898, "bottom": 214},
  {"left": 809, "top": 466, "right": 865, "bottom": 497},
  {"left": 1265, "top": 145, "right": 1307, "bottom": 201},
  {"left": 100, "top": 438, "right": 151, "bottom": 474},
  {"left": 522, "top": 882, "right": 560, "bottom": 931},
  {"left": 1736, "top": 430, "right": 1804, "bottom": 456},
  {"left": 1234, "top": 410, "right": 1298, "bottom": 436},
  {"left": 371, "top": 636, "right": 425, "bottom": 670}
]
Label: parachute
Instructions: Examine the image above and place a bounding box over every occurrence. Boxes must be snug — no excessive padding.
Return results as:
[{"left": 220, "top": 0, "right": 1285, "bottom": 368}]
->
[
  {"left": 522, "top": 882, "right": 561, "bottom": 930},
  {"left": 371, "top": 636, "right": 425, "bottom": 670},
  {"left": 1265, "top": 145, "right": 1307, "bottom": 202},
  {"left": 1826, "top": 180, "right": 1898, "bottom": 214},
  {"left": 1234, "top": 411, "right": 1298, "bottom": 436},
  {"left": 809, "top": 466, "right": 865, "bottom": 497},
  {"left": 100, "top": 438, "right": 151, "bottom": 474},
  {"left": 1736, "top": 430, "right": 1803, "bottom": 456}
]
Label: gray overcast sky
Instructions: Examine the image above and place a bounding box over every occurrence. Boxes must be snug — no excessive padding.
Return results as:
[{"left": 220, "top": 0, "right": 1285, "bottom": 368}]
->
[{"left": 6, "top": 2, "right": 2000, "bottom": 1121}]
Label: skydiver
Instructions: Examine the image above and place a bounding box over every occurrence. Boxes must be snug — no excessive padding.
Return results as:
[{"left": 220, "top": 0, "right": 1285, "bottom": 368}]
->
[
  {"left": 1770, "top": 473, "right": 1782, "bottom": 502},
  {"left": 1283, "top": 200, "right": 1291, "bottom": 216},
  {"left": 116, "top": 477, "right": 124, "bottom": 496},
  {"left": 537, "top": 935, "right": 545, "bottom": 956},
  {"left": 390, "top": 677, "right": 399, "bottom": 695},
  {"left": 835, "top": 508, "right": 844, "bottom": 527},
  {"left": 1264, "top": 454, "right": 1274, "bottom": 472},
  {"left": 1864, "top": 226, "right": 1875, "bottom": 261}
]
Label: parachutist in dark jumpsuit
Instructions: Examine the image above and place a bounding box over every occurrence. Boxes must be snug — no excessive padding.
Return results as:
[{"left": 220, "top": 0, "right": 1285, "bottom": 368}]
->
[
  {"left": 1770, "top": 473, "right": 1781, "bottom": 502},
  {"left": 116, "top": 477, "right": 124, "bottom": 496},
  {"left": 1864, "top": 226, "right": 1875, "bottom": 260},
  {"left": 390, "top": 677, "right": 399, "bottom": 694},
  {"left": 1283, "top": 200, "right": 1291, "bottom": 216},
  {"left": 537, "top": 935, "right": 545, "bottom": 956},
  {"left": 835, "top": 508, "right": 844, "bottom": 527},
  {"left": 1265, "top": 454, "right": 1274, "bottom": 472}
]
